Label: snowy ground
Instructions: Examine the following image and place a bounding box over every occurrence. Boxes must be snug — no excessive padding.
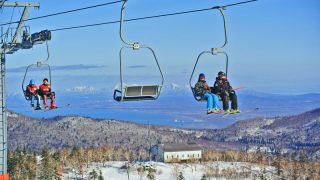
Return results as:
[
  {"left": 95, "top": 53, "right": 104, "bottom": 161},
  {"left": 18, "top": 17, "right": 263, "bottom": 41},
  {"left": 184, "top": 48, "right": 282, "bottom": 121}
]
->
[{"left": 62, "top": 161, "right": 276, "bottom": 180}]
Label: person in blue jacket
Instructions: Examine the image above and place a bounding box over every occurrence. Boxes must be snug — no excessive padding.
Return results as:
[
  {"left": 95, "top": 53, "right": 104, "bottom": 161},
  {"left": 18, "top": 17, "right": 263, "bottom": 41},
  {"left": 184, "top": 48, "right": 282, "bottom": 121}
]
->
[{"left": 194, "top": 73, "right": 222, "bottom": 114}]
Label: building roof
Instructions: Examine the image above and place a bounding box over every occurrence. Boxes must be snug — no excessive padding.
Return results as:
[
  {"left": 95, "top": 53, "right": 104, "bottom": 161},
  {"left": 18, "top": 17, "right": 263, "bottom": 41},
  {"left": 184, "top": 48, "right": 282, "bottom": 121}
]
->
[{"left": 161, "top": 143, "right": 202, "bottom": 152}]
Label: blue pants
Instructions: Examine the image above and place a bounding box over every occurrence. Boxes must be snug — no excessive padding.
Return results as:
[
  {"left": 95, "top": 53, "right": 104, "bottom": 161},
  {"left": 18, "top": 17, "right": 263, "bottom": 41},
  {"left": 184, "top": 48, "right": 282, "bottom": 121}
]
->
[
  {"left": 204, "top": 93, "right": 219, "bottom": 109},
  {"left": 30, "top": 94, "right": 40, "bottom": 106}
]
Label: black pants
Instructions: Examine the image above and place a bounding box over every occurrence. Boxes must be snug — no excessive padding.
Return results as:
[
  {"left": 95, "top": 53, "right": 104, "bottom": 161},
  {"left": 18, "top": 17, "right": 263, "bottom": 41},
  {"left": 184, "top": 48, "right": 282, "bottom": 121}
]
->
[{"left": 220, "top": 91, "right": 238, "bottom": 110}]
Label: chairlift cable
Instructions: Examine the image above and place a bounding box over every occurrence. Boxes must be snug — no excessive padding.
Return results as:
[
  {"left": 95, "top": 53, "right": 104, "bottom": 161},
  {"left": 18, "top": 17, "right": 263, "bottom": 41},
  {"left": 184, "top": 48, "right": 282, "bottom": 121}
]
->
[
  {"left": 49, "top": 0, "right": 257, "bottom": 32},
  {"left": 50, "top": 7, "right": 214, "bottom": 32},
  {"left": 219, "top": 0, "right": 257, "bottom": 8},
  {"left": 0, "top": 0, "right": 124, "bottom": 26}
]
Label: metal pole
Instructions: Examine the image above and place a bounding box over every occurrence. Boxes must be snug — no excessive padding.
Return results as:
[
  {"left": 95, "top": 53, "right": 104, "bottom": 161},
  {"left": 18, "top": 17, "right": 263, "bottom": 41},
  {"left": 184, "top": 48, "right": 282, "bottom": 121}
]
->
[
  {"left": 148, "top": 120, "right": 151, "bottom": 162},
  {"left": 0, "top": 2, "right": 39, "bottom": 176},
  {"left": 0, "top": 52, "right": 7, "bottom": 174}
]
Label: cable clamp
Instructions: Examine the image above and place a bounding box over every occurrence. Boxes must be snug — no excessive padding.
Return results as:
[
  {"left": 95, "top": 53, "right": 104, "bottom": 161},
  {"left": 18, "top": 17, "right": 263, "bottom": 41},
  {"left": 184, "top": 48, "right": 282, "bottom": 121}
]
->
[
  {"left": 133, "top": 42, "right": 140, "bottom": 50},
  {"left": 211, "top": 48, "right": 221, "bottom": 54}
]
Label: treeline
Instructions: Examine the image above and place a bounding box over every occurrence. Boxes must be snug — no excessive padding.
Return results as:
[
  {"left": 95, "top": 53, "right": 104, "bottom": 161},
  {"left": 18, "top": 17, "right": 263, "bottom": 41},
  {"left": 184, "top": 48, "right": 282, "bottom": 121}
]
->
[
  {"left": 8, "top": 145, "right": 149, "bottom": 180},
  {"left": 203, "top": 149, "right": 320, "bottom": 179},
  {"left": 8, "top": 145, "right": 320, "bottom": 180}
]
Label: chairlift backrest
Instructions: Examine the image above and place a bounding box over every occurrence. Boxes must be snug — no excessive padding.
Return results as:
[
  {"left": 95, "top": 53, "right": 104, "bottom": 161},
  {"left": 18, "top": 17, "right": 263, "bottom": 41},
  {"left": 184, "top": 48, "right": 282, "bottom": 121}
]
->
[{"left": 114, "top": 0, "right": 164, "bottom": 102}]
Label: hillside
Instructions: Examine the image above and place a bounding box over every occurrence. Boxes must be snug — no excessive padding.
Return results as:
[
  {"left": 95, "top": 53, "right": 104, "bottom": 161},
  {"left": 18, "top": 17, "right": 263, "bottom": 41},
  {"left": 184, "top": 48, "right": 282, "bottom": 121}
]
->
[
  {"left": 8, "top": 108, "right": 320, "bottom": 155},
  {"left": 8, "top": 111, "right": 194, "bottom": 152},
  {"left": 201, "top": 108, "right": 320, "bottom": 151}
]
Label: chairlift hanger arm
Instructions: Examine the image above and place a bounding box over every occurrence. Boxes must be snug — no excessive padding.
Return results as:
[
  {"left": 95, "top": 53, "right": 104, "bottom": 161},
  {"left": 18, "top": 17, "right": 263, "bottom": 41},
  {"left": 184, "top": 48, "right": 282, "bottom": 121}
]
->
[
  {"left": 120, "top": 0, "right": 134, "bottom": 47},
  {"left": 39, "top": 40, "right": 50, "bottom": 64},
  {"left": 119, "top": 0, "right": 142, "bottom": 49},
  {"left": 211, "top": 1, "right": 258, "bottom": 49},
  {"left": 217, "top": 8, "right": 228, "bottom": 49}
]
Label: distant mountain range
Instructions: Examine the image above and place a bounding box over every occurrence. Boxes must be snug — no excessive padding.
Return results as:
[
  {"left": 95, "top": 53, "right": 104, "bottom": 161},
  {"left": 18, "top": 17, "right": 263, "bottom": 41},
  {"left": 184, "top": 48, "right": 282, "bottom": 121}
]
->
[
  {"left": 6, "top": 64, "right": 320, "bottom": 129},
  {"left": 7, "top": 108, "right": 320, "bottom": 160},
  {"left": 7, "top": 64, "right": 107, "bottom": 73}
]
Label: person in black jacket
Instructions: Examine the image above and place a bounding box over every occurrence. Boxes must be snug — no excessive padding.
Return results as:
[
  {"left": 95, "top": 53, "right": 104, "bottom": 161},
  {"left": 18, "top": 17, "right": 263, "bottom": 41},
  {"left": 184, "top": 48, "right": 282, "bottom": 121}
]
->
[
  {"left": 212, "top": 71, "right": 240, "bottom": 114},
  {"left": 194, "top": 73, "right": 222, "bottom": 114}
]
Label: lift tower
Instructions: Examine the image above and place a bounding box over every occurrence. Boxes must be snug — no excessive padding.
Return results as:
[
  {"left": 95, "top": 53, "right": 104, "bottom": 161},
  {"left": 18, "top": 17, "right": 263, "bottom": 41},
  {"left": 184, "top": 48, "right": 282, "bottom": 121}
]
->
[{"left": 0, "top": 1, "right": 39, "bottom": 177}]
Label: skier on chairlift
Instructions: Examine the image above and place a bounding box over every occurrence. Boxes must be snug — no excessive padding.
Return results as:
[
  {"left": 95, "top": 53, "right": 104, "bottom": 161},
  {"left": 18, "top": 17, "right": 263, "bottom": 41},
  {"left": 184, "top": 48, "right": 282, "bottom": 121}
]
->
[
  {"left": 194, "top": 73, "right": 222, "bottom": 114},
  {"left": 39, "top": 78, "right": 56, "bottom": 109},
  {"left": 26, "top": 79, "right": 41, "bottom": 110},
  {"left": 212, "top": 71, "right": 240, "bottom": 114}
]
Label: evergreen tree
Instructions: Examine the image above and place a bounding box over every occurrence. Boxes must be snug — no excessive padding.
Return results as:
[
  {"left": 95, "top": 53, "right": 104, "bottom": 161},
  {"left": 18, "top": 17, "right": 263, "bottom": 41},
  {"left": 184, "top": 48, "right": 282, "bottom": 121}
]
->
[
  {"left": 256, "top": 146, "right": 263, "bottom": 164},
  {"left": 9, "top": 146, "right": 24, "bottom": 179},
  {"left": 147, "top": 169, "right": 155, "bottom": 180},
  {"left": 8, "top": 151, "right": 17, "bottom": 177},
  {"left": 200, "top": 174, "right": 206, "bottom": 180},
  {"left": 39, "top": 146, "right": 55, "bottom": 180},
  {"left": 292, "top": 160, "right": 299, "bottom": 180},
  {"left": 177, "top": 171, "right": 185, "bottom": 180},
  {"left": 89, "top": 169, "right": 98, "bottom": 180},
  {"left": 98, "top": 170, "right": 104, "bottom": 180},
  {"left": 273, "top": 148, "right": 282, "bottom": 176},
  {"left": 52, "top": 150, "right": 62, "bottom": 180},
  {"left": 26, "top": 153, "right": 37, "bottom": 180}
]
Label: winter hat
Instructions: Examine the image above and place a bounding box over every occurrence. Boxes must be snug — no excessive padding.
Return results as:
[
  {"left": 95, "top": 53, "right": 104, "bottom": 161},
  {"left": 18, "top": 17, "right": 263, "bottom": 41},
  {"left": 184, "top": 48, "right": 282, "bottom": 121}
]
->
[
  {"left": 218, "top": 71, "right": 225, "bottom": 76},
  {"left": 199, "top": 73, "right": 205, "bottom": 78},
  {"left": 29, "top": 79, "right": 35, "bottom": 85}
]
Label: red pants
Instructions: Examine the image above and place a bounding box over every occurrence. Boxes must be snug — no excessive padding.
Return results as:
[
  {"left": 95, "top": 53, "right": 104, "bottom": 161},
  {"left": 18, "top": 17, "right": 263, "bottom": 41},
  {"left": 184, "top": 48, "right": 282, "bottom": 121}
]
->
[{"left": 43, "top": 93, "right": 55, "bottom": 108}]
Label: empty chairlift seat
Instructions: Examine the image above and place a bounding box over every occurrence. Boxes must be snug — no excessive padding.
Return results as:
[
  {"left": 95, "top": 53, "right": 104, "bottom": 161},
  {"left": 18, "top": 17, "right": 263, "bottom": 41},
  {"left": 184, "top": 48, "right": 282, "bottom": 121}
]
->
[
  {"left": 114, "top": 85, "right": 161, "bottom": 101},
  {"left": 113, "top": 0, "right": 164, "bottom": 102}
]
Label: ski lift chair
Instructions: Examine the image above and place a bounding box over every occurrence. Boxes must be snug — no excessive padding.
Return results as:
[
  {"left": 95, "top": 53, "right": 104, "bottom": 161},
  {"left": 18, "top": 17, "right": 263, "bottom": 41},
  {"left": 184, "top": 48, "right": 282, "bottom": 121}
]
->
[
  {"left": 113, "top": 0, "right": 164, "bottom": 102},
  {"left": 189, "top": 48, "right": 229, "bottom": 102},
  {"left": 22, "top": 40, "right": 53, "bottom": 101},
  {"left": 189, "top": 7, "right": 229, "bottom": 102}
]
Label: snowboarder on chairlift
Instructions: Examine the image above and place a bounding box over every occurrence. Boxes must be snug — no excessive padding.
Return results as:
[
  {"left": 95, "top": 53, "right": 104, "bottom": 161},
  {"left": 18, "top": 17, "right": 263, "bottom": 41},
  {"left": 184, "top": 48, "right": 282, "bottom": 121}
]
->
[
  {"left": 26, "top": 79, "right": 41, "bottom": 110},
  {"left": 194, "top": 73, "right": 222, "bottom": 114},
  {"left": 212, "top": 71, "right": 240, "bottom": 114},
  {"left": 39, "top": 78, "right": 56, "bottom": 109}
]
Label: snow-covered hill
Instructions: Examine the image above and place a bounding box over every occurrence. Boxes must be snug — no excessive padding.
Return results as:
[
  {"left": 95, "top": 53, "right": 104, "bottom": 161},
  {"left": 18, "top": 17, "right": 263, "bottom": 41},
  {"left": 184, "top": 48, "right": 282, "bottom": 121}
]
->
[{"left": 64, "top": 161, "right": 275, "bottom": 180}]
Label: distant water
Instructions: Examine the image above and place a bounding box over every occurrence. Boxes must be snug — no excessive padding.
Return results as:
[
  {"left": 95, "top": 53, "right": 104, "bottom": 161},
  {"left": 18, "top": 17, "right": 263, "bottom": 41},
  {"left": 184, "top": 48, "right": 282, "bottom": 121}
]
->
[
  {"left": 7, "top": 92, "right": 320, "bottom": 129},
  {"left": 14, "top": 106, "right": 174, "bottom": 126}
]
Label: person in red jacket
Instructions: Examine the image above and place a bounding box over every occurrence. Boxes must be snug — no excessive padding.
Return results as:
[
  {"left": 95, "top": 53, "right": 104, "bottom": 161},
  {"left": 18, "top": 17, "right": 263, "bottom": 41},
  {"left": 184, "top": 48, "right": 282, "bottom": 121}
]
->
[
  {"left": 39, "top": 78, "right": 56, "bottom": 109},
  {"left": 26, "top": 79, "right": 41, "bottom": 110}
]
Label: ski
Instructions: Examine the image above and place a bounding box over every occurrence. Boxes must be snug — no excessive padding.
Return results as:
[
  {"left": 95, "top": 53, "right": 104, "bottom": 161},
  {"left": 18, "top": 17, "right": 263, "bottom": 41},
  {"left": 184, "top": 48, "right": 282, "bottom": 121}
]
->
[{"left": 44, "top": 103, "right": 71, "bottom": 111}]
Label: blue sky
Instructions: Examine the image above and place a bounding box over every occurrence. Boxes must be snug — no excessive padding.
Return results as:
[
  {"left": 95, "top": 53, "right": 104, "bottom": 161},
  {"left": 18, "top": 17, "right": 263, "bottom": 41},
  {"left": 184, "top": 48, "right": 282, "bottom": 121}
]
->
[{"left": 1, "top": 0, "right": 320, "bottom": 94}]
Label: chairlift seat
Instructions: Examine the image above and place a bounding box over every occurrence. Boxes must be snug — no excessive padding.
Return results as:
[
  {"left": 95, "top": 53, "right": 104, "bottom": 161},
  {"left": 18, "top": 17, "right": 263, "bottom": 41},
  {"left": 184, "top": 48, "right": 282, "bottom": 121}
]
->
[
  {"left": 191, "top": 87, "right": 205, "bottom": 101},
  {"left": 114, "top": 85, "right": 161, "bottom": 102},
  {"left": 191, "top": 87, "right": 223, "bottom": 102},
  {"left": 24, "top": 91, "right": 55, "bottom": 101}
]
